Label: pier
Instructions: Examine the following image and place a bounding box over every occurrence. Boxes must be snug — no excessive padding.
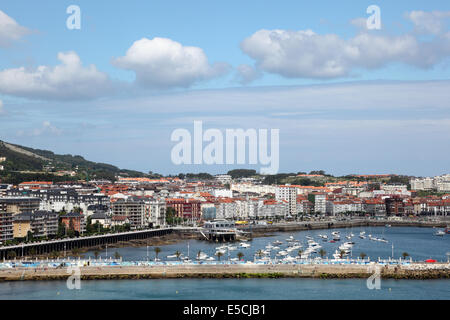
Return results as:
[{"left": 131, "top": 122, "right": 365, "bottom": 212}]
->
[{"left": 0, "top": 228, "right": 173, "bottom": 260}]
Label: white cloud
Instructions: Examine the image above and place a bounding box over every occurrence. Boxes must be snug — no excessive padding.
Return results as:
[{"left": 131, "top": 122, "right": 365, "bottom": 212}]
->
[
  {"left": 0, "top": 51, "right": 113, "bottom": 100},
  {"left": 407, "top": 11, "right": 450, "bottom": 35},
  {"left": 0, "top": 10, "right": 30, "bottom": 47},
  {"left": 16, "top": 121, "right": 62, "bottom": 137},
  {"left": 235, "top": 64, "right": 263, "bottom": 84},
  {"left": 113, "top": 37, "right": 230, "bottom": 88},
  {"left": 240, "top": 24, "right": 450, "bottom": 79}
]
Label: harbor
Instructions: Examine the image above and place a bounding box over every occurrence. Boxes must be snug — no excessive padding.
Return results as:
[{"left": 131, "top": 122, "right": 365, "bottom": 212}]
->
[{"left": 1, "top": 226, "right": 449, "bottom": 281}]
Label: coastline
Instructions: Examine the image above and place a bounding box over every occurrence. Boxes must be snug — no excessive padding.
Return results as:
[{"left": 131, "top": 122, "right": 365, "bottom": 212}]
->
[{"left": 1, "top": 263, "right": 449, "bottom": 282}]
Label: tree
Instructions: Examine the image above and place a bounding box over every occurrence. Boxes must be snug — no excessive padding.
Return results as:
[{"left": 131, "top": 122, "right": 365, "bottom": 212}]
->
[
  {"left": 402, "top": 252, "right": 410, "bottom": 260},
  {"left": 319, "top": 249, "right": 326, "bottom": 259},
  {"left": 197, "top": 250, "right": 202, "bottom": 261},
  {"left": 7, "top": 251, "right": 16, "bottom": 260},
  {"left": 256, "top": 249, "right": 264, "bottom": 259},
  {"left": 237, "top": 252, "right": 244, "bottom": 261},
  {"left": 216, "top": 251, "right": 224, "bottom": 261},
  {"left": 360, "top": 252, "right": 367, "bottom": 260},
  {"left": 298, "top": 250, "right": 303, "bottom": 259},
  {"left": 154, "top": 247, "right": 161, "bottom": 260},
  {"left": 94, "top": 250, "right": 100, "bottom": 259},
  {"left": 339, "top": 250, "right": 346, "bottom": 259},
  {"left": 114, "top": 251, "right": 121, "bottom": 259},
  {"left": 175, "top": 250, "right": 181, "bottom": 261}
]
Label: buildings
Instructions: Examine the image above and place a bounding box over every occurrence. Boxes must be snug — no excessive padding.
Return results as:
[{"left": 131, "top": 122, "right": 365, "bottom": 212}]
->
[
  {"left": 12, "top": 211, "right": 58, "bottom": 238},
  {"left": 166, "top": 198, "right": 201, "bottom": 221},
  {"left": 144, "top": 198, "right": 166, "bottom": 227},
  {"left": 111, "top": 198, "right": 146, "bottom": 229},
  {"left": 410, "top": 174, "right": 450, "bottom": 192},
  {"left": 275, "top": 186, "right": 297, "bottom": 216},
  {"left": 60, "top": 212, "right": 86, "bottom": 234},
  {"left": 0, "top": 212, "right": 13, "bottom": 241}
]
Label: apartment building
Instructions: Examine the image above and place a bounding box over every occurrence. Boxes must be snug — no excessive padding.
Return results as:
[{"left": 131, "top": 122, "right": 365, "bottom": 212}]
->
[
  {"left": 60, "top": 212, "right": 86, "bottom": 234},
  {"left": 144, "top": 198, "right": 166, "bottom": 227},
  {"left": 275, "top": 186, "right": 297, "bottom": 216},
  {"left": 13, "top": 211, "right": 58, "bottom": 238},
  {"left": 111, "top": 198, "right": 146, "bottom": 229}
]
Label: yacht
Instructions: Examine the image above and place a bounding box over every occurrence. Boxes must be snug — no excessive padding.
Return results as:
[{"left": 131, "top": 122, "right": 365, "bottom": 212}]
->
[
  {"left": 273, "top": 240, "right": 283, "bottom": 245},
  {"left": 435, "top": 230, "right": 445, "bottom": 236},
  {"left": 239, "top": 242, "right": 251, "bottom": 248}
]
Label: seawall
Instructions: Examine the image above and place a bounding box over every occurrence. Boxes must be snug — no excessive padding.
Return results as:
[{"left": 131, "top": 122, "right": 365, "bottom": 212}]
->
[{"left": 1, "top": 263, "right": 449, "bottom": 282}]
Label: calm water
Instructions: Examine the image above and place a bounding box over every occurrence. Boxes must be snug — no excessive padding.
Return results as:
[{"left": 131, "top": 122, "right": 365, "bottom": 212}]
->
[
  {"left": 0, "top": 278, "right": 449, "bottom": 300},
  {"left": 1, "top": 227, "right": 449, "bottom": 300}
]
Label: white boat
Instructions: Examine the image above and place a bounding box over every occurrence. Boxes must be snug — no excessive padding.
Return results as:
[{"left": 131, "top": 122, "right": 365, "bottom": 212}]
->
[
  {"left": 206, "top": 257, "right": 215, "bottom": 261},
  {"left": 273, "top": 240, "right": 283, "bottom": 245},
  {"left": 435, "top": 230, "right": 445, "bottom": 236},
  {"left": 239, "top": 242, "right": 251, "bottom": 248},
  {"left": 227, "top": 246, "right": 237, "bottom": 251},
  {"left": 286, "top": 236, "right": 295, "bottom": 242},
  {"left": 166, "top": 255, "right": 177, "bottom": 259},
  {"left": 277, "top": 251, "right": 289, "bottom": 256}
]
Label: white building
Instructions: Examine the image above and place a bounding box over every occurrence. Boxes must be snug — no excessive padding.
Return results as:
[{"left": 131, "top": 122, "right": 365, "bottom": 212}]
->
[
  {"left": 144, "top": 198, "right": 166, "bottom": 227},
  {"left": 313, "top": 194, "right": 327, "bottom": 214},
  {"left": 215, "top": 175, "right": 232, "bottom": 184},
  {"left": 275, "top": 186, "right": 297, "bottom": 216},
  {"left": 212, "top": 189, "right": 233, "bottom": 198}
]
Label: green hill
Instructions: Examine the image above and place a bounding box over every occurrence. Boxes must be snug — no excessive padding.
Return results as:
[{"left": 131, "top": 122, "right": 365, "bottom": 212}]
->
[{"left": 0, "top": 140, "right": 149, "bottom": 184}]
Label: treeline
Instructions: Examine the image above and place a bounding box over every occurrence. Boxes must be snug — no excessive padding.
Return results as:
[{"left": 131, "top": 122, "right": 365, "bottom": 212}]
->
[{"left": 0, "top": 172, "right": 78, "bottom": 185}]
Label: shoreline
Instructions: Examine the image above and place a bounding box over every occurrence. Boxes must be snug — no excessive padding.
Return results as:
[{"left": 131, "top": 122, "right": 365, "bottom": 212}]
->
[{"left": 1, "top": 263, "right": 449, "bottom": 282}]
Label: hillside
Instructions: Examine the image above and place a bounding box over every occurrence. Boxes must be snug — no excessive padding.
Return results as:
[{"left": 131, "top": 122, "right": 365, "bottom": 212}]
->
[{"left": 0, "top": 140, "right": 149, "bottom": 183}]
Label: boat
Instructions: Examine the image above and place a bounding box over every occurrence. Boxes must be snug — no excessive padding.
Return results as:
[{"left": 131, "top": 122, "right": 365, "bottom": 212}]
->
[
  {"left": 239, "top": 242, "right": 251, "bottom": 248},
  {"left": 435, "top": 230, "right": 445, "bottom": 236},
  {"left": 332, "top": 234, "right": 341, "bottom": 241},
  {"left": 445, "top": 226, "right": 450, "bottom": 234},
  {"left": 166, "top": 255, "right": 177, "bottom": 259},
  {"left": 286, "top": 236, "right": 296, "bottom": 242},
  {"left": 273, "top": 240, "right": 283, "bottom": 245},
  {"left": 385, "top": 224, "right": 391, "bottom": 228}
]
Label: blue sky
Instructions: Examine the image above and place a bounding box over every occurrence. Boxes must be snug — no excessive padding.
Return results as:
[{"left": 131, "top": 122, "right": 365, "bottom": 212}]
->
[{"left": 1, "top": 1, "right": 450, "bottom": 176}]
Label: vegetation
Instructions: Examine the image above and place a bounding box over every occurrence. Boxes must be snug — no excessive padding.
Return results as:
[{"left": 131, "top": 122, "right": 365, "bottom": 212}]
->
[
  {"left": 154, "top": 247, "right": 161, "bottom": 260},
  {"left": 227, "top": 169, "right": 257, "bottom": 179},
  {"left": 237, "top": 252, "right": 244, "bottom": 261},
  {"left": 216, "top": 251, "right": 224, "bottom": 261},
  {"left": 360, "top": 252, "right": 367, "bottom": 260},
  {"left": 0, "top": 139, "right": 151, "bottom": 184},
  {"left": 319, "top": 249, "right": 327, "bottom": 258},
  {"left": 175, "top": 250, "right": 182, "bottom": 261}
]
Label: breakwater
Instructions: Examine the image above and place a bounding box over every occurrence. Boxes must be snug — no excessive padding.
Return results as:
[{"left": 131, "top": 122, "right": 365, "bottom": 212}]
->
[
  {"left": 241, "top": 219, "right": 448, "bottom": 234},
  {"left": 1, "top": 263, "right": 449, "bottom": 282}
]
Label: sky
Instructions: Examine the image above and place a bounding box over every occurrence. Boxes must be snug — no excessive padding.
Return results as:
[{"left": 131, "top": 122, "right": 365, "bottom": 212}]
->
[{"left": 0, "top": 0, "right": 450, "bottom": 177}]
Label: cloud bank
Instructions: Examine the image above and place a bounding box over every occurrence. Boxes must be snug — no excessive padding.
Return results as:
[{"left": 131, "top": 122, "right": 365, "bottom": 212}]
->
[
  {"left": 113, "top": 37, "right": 230, "bottom": 89},
  {"left": 0, "top": 52, "right": 114, "bottom": 100}
]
